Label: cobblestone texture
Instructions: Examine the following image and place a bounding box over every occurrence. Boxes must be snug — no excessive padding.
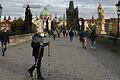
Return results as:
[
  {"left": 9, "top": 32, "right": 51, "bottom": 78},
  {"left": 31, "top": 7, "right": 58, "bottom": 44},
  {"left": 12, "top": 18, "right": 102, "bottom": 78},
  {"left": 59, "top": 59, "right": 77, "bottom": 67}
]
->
[{"left": 0, "top": 37, "right": 120, "bottom": 80}]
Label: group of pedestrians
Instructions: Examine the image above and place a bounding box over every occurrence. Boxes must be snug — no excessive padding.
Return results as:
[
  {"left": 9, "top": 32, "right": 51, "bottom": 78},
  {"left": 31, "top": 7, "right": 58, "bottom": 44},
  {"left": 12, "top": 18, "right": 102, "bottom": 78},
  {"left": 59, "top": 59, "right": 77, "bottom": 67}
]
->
[
  {"left": 0, "top": 27, "right": 97, "bottom": 80},
  {"left": 52, "top": 29, "right": 77, "bottom": 41},
  {"left": 0, "top": 28, "right": 49, "bottom": 80},
  {"left": 62, "top": 29, "right": 69, "bottom": 38},
  {"left": 52, "top": 29, "right": 61, "bottom": 40},
  {"left": 79, "top": 29, "right": 97, "bottom": 50}
]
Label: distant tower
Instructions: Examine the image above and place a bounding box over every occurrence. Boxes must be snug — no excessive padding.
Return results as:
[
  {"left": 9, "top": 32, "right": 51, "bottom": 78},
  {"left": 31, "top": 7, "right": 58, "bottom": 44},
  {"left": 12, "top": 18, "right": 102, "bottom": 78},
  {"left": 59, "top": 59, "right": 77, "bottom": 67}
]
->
[
  {"left": 8, "top": 16, "right": 11, "bottom": 20},
  {"left": 91, "top": 14, "right": 95, "bottom": 25},
  {"left": 66, "top": 1, "right": 79, "bottom": 30},
  {"left": 92, "top": 14, "right": 94, "bottom": 20},
  {"left": 4, "top": 16, "right": 6, "bottom": 20},
  {"left": 55, "top": 14, "right": 57, "bottom": 21}
]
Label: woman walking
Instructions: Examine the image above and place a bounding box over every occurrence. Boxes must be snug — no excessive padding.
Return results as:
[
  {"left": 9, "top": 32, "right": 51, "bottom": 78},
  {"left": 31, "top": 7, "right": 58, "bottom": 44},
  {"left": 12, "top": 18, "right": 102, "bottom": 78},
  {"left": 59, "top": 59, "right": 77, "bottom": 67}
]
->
[{"left": 90, "top": 30, "right": 97, "bottom": 50}]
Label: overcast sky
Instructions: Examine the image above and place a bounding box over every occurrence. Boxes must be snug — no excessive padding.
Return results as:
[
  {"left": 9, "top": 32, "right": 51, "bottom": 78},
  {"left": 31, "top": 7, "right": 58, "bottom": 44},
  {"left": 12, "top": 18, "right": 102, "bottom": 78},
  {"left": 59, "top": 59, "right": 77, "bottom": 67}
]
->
[{"left": 0, "top": 0, "right": 118, "bottom": 19}]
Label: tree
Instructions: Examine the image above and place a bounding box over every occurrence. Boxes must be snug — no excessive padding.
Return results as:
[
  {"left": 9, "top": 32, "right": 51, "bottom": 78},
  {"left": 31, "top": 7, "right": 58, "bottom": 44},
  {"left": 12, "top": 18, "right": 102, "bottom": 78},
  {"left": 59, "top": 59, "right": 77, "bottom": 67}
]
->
[
  {"left": 24, "top": 5, "right": 32, "bottom": 34},
  {"left": 87, "top": 24, "right": 97, "bottom": 32},
  {"left": 10, "top": 17, "right": 24, "bottom": 35},
  {"left": 31, "top": 23, "right": 37, "bottom": 33}
]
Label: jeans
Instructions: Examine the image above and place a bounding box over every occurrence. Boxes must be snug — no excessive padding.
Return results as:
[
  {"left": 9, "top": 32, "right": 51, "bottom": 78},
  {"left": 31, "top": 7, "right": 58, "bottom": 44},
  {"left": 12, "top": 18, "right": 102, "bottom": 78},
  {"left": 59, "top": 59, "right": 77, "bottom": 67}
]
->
[
  {"left": 82, "top": 38, "right": 87, "bottom": 48},
  {"left": 70, "top": 37, "right": 73, "bottom": 41},
  {"left": 91, "top": 41, "right": 96, "bottom": 49},
  {"left": 1, "top": 42, "right": 7, "bottom": 52}
]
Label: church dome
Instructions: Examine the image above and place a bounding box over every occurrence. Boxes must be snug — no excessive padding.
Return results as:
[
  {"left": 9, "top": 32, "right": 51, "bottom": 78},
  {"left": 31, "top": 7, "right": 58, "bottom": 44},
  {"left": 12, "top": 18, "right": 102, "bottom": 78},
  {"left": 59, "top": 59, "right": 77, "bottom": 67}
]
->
[{"left": 40, "top": 7, "right": 51, "bottom": 16}]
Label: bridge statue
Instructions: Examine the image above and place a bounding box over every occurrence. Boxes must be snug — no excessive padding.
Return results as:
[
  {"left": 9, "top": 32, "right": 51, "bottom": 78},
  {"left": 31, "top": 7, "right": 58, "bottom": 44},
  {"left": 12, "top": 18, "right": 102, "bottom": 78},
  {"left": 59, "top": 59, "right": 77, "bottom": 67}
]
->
[{"left": 97, "top": 3, "right": 106, "bottom": 35}]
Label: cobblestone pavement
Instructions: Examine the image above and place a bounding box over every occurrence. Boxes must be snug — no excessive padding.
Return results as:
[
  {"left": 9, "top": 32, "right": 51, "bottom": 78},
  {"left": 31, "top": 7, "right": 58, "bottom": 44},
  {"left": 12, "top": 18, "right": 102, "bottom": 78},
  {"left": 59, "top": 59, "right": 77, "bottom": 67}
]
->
[{"left": 0, "top": 37, "right": 120, "bottom": 80}]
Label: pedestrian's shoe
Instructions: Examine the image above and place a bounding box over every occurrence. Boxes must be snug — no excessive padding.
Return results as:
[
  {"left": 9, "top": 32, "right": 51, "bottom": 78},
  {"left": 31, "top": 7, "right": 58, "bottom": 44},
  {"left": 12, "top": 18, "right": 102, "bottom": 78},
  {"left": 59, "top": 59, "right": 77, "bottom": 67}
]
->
[
  {"left": 90, "top": 46, "right": 93, "bottom": 49},
  {"left": 4, "top": 48, "right": 7, "bottom": 52},
  {"left": 27, "top": 69, "right": 33, "bottom": 77}
]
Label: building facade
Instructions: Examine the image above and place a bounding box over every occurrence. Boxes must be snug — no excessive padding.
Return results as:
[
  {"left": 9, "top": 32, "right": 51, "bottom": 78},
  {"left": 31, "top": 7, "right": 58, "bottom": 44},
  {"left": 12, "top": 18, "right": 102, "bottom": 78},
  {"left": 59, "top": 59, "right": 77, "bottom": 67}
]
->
[
  {"left": 0, "top": 16, "right": 13, "bottom": 31},
  {"left": 66, "top": 1, "right": 79, "bottom": 30},
  {"left": 32, "top": 7, "right": 52, "bottom": 33}
]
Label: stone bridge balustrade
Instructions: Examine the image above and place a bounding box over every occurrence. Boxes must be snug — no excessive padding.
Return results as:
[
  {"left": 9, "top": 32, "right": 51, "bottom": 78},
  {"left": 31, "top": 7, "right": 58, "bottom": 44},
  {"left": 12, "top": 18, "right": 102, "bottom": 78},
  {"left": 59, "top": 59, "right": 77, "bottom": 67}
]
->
[
  {"left": 97, "top": 35, "right": 120, "bottom": 53},
  {"left": 0, "top": 34, "right": 33, "bottom": 47}
]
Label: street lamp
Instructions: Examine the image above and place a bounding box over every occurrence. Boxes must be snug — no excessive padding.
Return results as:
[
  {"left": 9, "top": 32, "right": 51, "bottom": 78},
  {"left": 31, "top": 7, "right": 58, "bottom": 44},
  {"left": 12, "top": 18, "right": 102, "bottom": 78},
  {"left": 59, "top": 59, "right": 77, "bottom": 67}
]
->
[
  {"left": 0, "top": 4, "right": 3, "bottom": 31},
  {"left": 0, "top": 4, "right": 3, "bottom": 21},
  {"left": 116, "top": 0, "right": 120, "bottom": 37}
]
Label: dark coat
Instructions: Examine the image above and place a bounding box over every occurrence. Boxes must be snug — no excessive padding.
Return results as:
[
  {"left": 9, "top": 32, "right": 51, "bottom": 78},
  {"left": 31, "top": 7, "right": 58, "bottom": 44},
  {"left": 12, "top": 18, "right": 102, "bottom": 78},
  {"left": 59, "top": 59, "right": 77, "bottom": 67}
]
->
[
  {"left": 0, "top": 32, "right": 9, "bottom": 43},
  {"left": 31, "top": 42, "right": 48, "bottom": 58},
  {"left": 31, "top": 34, "right": 48, "bottom": 58},
  {"left": 69, "top": 30, "right": 74, "bottom": 37},
  {"left": 90, "top": 32, "right": 97, "bottom": 41}
]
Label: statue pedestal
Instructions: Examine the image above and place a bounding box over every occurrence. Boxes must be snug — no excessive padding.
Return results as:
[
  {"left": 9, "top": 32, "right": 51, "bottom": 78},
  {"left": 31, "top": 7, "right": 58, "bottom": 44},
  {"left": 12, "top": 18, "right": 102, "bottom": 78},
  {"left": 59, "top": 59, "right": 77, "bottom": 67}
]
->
[
  {"left": 100, "top": 23, "right": 106, "bottom": 35},
  {"left": 101, "top": 30, "right": 106, "bottom": 35}
]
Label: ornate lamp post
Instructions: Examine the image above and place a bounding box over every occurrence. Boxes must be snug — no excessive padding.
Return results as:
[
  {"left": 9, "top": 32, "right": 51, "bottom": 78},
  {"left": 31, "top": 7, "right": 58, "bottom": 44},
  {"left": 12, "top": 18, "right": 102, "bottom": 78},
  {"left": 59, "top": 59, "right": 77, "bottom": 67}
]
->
[
  {"left": 0, "top": 4, "right": 3, "bottom": 22},
  {"left": 116, "top": 0, "right": 120, "bottom": 37}
]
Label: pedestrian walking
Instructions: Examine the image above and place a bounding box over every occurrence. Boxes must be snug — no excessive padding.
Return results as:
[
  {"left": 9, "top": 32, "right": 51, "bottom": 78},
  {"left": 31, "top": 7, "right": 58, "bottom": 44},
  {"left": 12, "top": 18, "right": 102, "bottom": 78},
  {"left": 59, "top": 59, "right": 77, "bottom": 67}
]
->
[
  {"left": 74, "top": 29, "right": 77, "bottom": 37},
  {"left": 90, "top": 30, "right": 97, "bottom": 50},
  {"left": 69, "top": 29, "right": 74, "bottom": 42},
  {"left": 57, "top": 29, "right": 60, "bottom": 38},
  {"left": 27, "top": 31, "right": 49, "bottom": 80},
  {"left": 63, "top": 29, "right": 66, "bottom": 37},
  {"left": 66, "top": 29, "right": 69, "bottom": 37},
  {"left": 0, "top": 28, "right": 9, "bottom": 56},
  {"left": 53, "top": 30, "right": 57, "bottom": 40},
  {"left": 79, "top": 30, "right": 88, "bottom": 49}
]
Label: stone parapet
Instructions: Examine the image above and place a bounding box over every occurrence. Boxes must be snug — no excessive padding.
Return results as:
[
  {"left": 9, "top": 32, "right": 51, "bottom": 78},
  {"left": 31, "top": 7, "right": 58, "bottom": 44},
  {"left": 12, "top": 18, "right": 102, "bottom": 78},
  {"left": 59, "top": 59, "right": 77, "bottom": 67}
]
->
[
  {"left": 97, "top": 35, "right": 120, "bottom": 53},
  {"left": 9, "top": 34, "right": 33, "bottom": 46},
  {"left": 6, "top": 34, "right": 33, "bottom": 46}
]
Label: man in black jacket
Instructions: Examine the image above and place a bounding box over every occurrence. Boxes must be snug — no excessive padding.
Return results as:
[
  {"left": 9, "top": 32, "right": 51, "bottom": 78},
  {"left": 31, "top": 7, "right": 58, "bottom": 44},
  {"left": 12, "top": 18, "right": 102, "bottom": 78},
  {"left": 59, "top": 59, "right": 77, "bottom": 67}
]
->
[
  {"left": 69, "top": 29, "right": 74, "bottom": 41},
  {"left": 0, "top": 28, "right": 9, "bottom": 56},
  {"left": 28, "top": 32, "right": 49, "bottom": 80}
]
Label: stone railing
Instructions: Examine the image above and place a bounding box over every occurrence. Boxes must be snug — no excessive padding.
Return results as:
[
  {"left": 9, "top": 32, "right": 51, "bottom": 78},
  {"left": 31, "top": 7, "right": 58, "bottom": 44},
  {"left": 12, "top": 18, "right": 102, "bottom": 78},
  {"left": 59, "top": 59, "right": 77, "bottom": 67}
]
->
[
  {"left": 97, "top": 35, "right": 120, "bottom": 53},
  {"left": 9, "top": 34, "right": 33, "bottom": 46}
]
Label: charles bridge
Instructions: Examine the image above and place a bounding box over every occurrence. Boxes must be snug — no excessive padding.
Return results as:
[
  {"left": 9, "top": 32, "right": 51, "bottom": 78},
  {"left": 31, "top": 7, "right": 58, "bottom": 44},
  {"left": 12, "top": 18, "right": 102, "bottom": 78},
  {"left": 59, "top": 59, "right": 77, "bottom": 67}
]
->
[{"left": 0, "top": 34, "right": 120, "bottom": 80}]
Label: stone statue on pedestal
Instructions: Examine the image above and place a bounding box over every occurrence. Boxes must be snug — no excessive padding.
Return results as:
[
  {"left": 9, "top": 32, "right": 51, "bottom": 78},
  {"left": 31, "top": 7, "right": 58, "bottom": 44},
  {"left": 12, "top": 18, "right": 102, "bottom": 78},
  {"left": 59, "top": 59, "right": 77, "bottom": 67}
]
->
[{"left": 97, "top": 3, "right": 106, "bottom": 35}]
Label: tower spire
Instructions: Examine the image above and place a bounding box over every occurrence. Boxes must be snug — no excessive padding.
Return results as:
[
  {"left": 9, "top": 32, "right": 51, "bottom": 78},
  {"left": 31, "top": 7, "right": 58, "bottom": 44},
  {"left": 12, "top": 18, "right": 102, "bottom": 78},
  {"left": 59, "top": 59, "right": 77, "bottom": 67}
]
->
[
  {"left": 92, "top": 14, "right": 94, "bottom": 20},
  {"left": 69, "top": 0, "right": 74, "bottom": 9},
  {"left": 55, "top": 14, "right": 57, "bottom": 18}
]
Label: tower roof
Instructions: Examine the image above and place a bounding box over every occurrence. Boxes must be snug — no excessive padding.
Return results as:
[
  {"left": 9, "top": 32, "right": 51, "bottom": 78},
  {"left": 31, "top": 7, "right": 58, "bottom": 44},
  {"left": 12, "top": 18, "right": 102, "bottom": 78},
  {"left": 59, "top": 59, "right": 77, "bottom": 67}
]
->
[
  {"left": 92, "top": 14, "right": 94, "bottom": 20},
  {"left": 69, "top": 0, "right": 74, "bottom": 9}
]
